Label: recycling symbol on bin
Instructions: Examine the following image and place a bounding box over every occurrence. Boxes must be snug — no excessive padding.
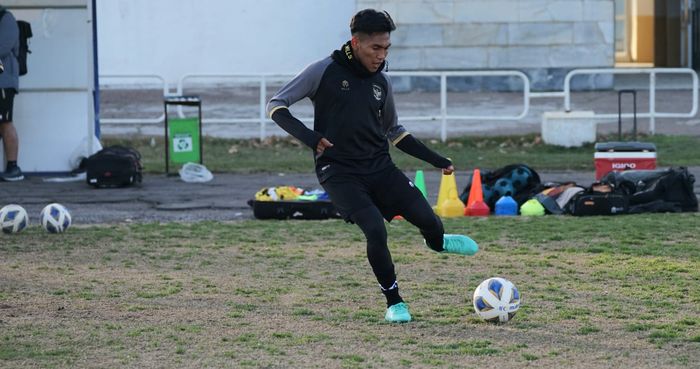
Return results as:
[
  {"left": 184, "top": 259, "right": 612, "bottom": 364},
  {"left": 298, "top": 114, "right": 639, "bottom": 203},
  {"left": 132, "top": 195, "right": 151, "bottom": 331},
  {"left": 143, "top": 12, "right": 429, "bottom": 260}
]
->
[
  {"left": 173, "top": 135, "right": 193, "bottom": 153},
  {"left": 177, "top": 139, "right": 190, "bottom": 151}
]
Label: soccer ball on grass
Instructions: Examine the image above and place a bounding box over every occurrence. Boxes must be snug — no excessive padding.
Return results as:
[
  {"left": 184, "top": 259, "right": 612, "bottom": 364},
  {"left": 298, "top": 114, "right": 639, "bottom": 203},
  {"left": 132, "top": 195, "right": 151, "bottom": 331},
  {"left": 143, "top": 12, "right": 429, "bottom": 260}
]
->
[
  {"left": 472, "top": 277, "right": 521, "bottom": 323},
  {"left": 40, "top": 203, "right": 72, "bottom": 233},
  {"left": 0, "top": 204, "right": 29, "bottom": 234}
]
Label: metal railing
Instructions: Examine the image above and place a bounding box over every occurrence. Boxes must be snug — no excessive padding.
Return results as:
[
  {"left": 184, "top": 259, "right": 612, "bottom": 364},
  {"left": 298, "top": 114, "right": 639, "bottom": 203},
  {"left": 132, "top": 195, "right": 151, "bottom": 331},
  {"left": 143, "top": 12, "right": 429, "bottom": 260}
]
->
[
  {"left": 99, "top": 74, "right": 170, "bottom": 125},
  {"left": 564, "top": 68, "right": 699, "bottom": 134},
  {"left": 176, "top": 74, "right": 293, "bottom": 140},
  {"left": 176, "top": 71, "right": 529, "bottom": 142},
  {"left": 385, "top": 71, "right": 530, "bottom": 142},
  {"left": 99, "top": 68, "right": 700, "bottom": 141}
]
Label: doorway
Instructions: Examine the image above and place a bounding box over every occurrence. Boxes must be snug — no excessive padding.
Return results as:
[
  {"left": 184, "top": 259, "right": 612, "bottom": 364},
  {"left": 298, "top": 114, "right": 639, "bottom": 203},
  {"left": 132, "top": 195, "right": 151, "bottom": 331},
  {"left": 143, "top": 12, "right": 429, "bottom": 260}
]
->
[{"left": 615, "top": 0, "right": 695, "bottom": 68}]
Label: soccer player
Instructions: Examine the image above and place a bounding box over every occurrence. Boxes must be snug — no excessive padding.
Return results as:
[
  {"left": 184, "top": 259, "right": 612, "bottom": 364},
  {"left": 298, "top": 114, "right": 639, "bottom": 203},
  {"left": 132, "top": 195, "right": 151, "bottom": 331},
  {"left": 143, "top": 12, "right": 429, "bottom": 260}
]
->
[{"left": 267, "top": 9, "right": 478, "bottom": 323}]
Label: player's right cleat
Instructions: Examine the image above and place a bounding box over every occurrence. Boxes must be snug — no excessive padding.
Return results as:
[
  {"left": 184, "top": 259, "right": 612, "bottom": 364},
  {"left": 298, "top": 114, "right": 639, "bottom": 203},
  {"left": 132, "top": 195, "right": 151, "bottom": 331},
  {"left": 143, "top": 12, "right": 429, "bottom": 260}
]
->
[
  {"left": 385, "top": 302, "right": 412, "bottom": 323},
  {"left": 442, "top": 234, "right": 478, "bottom": 255}
]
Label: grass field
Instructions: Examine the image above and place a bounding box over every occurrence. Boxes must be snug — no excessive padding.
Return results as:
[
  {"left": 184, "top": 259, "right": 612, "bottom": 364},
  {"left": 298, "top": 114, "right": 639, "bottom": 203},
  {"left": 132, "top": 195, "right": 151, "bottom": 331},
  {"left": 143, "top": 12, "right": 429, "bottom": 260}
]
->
[
  {"left": 103, "top": 134, "right": 700, "bottom": 174},
  {"left": 1, "top": 214, "right": 699, "bottom": 368}
]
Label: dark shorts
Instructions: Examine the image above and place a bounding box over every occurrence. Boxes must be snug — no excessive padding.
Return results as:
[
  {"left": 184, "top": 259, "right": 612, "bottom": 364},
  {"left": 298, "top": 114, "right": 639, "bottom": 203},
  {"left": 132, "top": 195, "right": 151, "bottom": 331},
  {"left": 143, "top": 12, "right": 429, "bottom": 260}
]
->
[
  {"left": 0, "top": 88, "right": 16, "bottom": 123},
  {"left": 321, "top": 165, "right": 424, "bottom": 222}
]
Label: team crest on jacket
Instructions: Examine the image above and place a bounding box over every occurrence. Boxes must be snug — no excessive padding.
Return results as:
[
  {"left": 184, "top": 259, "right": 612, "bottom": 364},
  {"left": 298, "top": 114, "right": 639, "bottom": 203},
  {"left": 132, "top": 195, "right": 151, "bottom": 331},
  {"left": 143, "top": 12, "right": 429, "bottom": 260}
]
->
[
  {"left": 372, "top": 84, "right": 383, "bottom": 101},
  {"left": 341, "top": 80, "right": 350, "bottom": 91}
]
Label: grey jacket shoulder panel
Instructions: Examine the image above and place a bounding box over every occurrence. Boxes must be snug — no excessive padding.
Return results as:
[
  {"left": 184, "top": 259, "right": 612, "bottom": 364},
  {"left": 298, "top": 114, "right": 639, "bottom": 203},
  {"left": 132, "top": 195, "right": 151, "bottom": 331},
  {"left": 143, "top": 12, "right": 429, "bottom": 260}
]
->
[{"left": 266, "top": 56, "right": 334, "bottom": 117}]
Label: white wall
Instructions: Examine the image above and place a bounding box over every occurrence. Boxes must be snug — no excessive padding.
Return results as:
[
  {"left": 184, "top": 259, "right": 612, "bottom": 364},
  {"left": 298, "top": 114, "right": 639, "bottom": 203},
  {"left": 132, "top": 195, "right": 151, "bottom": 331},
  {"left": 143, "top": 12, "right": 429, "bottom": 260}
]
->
[
  {"left": 2, "top": 0, "right": 95, "bottom": 173},
  {"left": 97, "top": 0, "right": 356, "bottom": 84}
]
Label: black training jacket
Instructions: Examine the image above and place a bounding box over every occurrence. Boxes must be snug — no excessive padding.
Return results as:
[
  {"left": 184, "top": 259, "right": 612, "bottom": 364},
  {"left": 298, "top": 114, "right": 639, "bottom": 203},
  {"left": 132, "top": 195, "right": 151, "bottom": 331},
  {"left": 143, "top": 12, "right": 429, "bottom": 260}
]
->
[{"left": 267, "top": 42, "right": 409, "bottom": 182}]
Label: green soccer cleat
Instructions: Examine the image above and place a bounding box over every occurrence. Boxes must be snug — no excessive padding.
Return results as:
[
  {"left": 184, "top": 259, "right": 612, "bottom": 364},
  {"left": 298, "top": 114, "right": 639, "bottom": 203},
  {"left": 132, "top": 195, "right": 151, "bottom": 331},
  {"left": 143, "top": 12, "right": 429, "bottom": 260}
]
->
[
  {"left": 442, "top": 234, "right": 479, "bottom": 255},
  {"left": 385, "top": 302, "right": 412, "bottom": 323}
]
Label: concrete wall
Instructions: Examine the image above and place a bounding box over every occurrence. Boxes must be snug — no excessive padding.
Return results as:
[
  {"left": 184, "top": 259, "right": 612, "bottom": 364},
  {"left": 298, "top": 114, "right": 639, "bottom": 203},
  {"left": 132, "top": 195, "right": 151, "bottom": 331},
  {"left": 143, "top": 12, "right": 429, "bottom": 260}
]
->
[
  {"left": 97, "top": 0, "right": 616, "bottom": 90},
  {"left": 359, "top": 0, "right": 616, "bottom": 89},
  {"left": 96, "top": 0, "right": 355, "bottom": 85}
]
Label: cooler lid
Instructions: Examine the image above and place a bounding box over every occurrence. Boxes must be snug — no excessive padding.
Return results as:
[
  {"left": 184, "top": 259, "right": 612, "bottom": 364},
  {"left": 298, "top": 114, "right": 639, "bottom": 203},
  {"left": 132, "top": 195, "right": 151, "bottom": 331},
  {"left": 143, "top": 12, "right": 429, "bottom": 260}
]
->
[{"left": 594, "top": 141, "right": 657, "bottom": 152}]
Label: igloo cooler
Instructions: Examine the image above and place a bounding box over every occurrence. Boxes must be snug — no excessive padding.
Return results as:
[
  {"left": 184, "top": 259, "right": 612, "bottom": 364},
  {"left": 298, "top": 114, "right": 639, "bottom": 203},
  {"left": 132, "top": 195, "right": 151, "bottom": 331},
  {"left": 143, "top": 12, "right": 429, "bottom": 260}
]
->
[
  {"left": 593, "top": 89, "right": 657, "bottom": 180},
  {"left": 594, "top": 141, "right": 657, "bottom": 180}
]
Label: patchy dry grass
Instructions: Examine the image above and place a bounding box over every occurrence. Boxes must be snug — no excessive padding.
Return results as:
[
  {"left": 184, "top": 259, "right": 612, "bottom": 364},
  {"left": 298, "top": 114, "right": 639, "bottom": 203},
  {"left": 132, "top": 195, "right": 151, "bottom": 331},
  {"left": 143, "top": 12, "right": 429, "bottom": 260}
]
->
[{"left": 1, "top": 214, "right": 699, "bottom": 368}]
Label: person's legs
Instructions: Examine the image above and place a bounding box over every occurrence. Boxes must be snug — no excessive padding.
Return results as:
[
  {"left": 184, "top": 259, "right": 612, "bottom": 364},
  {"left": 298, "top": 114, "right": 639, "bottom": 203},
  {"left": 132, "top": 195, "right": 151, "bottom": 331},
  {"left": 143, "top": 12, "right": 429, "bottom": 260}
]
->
[
  {"left": 393, "top": 177, "right": 478, "bottom": 256},
  {"left": 0, "top": 121, "right": 22, "bottom": 181},
  {"left": 400, "top": 196, "right": 445, "bottom": 252},
  {"left": 322, "top": 173, "right": 410, "bottom": 322},
  {"left": 372, "top": 168, "right": 448, "bottom": 252},
  {"left": 0, "top": 88, "right": 22, "bottom": 181},
  {"left": 349, "top": 206, "right": 402, "bottom": 306},
  {"left": 0, "top": 121, "right": 19, "bottom": 161}
]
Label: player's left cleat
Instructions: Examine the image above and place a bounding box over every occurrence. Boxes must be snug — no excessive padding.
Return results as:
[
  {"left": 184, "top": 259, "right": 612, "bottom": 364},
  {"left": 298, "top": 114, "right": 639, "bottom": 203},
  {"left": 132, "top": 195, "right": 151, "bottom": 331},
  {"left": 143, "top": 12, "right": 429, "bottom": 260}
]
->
[
  {"left": 385, "top": 302, "right": 412, "bottom": 323},
  {"left": 442, "top": 234, "right": 478, "bottom": 255}
]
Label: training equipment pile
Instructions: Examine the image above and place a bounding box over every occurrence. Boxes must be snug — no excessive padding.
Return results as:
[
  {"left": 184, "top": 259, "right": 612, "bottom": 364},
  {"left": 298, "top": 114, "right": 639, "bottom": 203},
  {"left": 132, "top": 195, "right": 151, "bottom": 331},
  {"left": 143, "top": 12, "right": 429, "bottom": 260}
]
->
[
  {"left": 461, "top": 164, "right": 697, "bottom": 216},
  {"left": 248, "top": 186, "right": 340, "bottom": 220}
]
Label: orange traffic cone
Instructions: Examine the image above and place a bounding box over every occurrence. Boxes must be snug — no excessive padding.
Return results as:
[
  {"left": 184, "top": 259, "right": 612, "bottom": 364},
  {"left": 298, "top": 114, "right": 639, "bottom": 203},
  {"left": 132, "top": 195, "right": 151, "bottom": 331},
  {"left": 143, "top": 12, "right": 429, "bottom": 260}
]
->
[
  {"left": 465, "top": 169, "right": 490, "bottom": 216},
  {"left": 433, "top": 172, "right": 464, "bottom": 217}
]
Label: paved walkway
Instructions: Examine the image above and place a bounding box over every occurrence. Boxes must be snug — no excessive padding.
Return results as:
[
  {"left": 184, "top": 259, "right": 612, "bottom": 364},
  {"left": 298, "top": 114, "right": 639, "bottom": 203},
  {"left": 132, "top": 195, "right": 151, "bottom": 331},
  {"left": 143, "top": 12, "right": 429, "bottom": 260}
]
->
[{"left": 2, "top": 167, "right": 698, "bottom": 224}]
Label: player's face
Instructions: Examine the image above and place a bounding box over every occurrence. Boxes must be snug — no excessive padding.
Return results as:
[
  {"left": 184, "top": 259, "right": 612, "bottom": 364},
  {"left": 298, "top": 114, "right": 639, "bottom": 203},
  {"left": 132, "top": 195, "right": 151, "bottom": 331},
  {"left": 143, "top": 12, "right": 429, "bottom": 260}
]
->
[{"left": 352, "top": 32, "right": 391, "bottom": 73}]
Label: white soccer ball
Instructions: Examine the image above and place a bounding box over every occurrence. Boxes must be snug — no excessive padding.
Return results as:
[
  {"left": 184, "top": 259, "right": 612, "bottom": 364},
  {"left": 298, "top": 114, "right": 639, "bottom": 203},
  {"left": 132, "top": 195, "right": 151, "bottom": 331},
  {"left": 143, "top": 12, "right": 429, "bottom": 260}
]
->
[
  {"left": 0, "top": 204, "right": 29, "bottom": 234},
  {"left": 40, "top": 203, "right": 72, "bottom": 233},
  {"left": 472, "top": 277, "right": 521, "bottom": 323}
]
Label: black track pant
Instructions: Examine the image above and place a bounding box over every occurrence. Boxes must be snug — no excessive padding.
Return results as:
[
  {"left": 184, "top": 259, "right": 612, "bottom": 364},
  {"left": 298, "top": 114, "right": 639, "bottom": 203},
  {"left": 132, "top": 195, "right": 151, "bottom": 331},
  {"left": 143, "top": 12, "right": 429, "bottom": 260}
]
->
[
  {"left": 321, "top": 166, "right": 446, "bottom": 291},
  {"left": 350, "top": 195, "right": 445, "bottom": 290}
]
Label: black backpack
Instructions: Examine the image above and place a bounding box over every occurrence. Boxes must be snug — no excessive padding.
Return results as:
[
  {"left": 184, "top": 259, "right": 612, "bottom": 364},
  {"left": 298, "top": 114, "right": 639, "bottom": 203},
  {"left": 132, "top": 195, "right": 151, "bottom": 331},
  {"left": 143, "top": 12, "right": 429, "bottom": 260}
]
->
[
  {"left": 0, "top": 10, "right": 32, "bottom": 76},
  {"left": 85, "top": 145, "right": 143, "bottom": 188}
]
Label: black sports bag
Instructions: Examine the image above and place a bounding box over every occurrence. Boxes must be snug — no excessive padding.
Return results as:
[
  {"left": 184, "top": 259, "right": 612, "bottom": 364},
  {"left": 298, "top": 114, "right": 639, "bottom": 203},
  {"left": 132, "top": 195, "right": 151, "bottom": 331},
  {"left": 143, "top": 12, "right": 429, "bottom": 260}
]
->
[
  {"left": 599, "top": 168, "right": 698, "bottom": 213},
  {"left": 247, "top": 200, "right": 341, "bottom": 220},
  {"left": 568, "top": 192, "right": 629, "bottom": 216},
  {"left": 85, "top": 145, "right": 143, "bottom": 188}
]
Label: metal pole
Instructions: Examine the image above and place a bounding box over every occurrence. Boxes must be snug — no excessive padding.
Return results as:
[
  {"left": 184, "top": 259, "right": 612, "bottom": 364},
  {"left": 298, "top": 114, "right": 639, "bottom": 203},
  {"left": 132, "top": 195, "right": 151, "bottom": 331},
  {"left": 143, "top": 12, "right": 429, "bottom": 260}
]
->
[
  {"left": 260, "top": 76, "right": 267, "bottom": 142},
  {"left": 632, "top": 90, "right": 637, "bottom": 140},
  {"left": 91, "top": 0, "right": 100, "bottom": 140},
  {"left": 692, "top": 70, "right": 699, "bottom": 117},
  {"left": 617, "top": 91, "right": 623, "bottom": 141},
  {"left": 564, "top": 72, "right": 573, "bottom": 112},
  {"left": 649, "top": 72, "right": 656, "bottom": 134},
  {"left": 198, "top": 99, "right": 203, "bottom": 164},
  {"left": 440, "top": 74, "right": 447, "bottom": 142},
  {"left": 164, "top": 100, "right": 169, "bottom": 175}
]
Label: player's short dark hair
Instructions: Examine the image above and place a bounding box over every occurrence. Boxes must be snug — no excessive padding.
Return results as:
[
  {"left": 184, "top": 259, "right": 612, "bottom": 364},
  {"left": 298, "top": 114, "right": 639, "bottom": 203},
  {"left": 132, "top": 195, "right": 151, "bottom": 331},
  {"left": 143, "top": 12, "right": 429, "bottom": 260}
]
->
[{"left": 350, "top": 9, "right": 396, "bottom": 35}]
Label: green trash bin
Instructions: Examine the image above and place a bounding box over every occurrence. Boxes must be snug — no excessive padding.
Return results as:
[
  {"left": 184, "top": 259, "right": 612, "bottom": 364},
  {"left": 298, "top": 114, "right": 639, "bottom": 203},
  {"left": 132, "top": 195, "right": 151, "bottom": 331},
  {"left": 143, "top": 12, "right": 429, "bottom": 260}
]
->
[
  {"left": 168, "top": 118, "right": 201, "bottom": 164},
  {"left": 164, "top": 96, "right": 203, "bottom": 174}
]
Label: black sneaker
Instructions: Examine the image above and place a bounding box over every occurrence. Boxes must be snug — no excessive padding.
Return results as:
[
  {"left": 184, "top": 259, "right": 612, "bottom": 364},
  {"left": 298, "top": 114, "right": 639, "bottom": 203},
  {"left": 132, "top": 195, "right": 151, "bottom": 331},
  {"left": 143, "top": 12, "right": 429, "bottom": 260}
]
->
[{"left": 1, "top": 166, "right": 24, "bottom": 181}]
